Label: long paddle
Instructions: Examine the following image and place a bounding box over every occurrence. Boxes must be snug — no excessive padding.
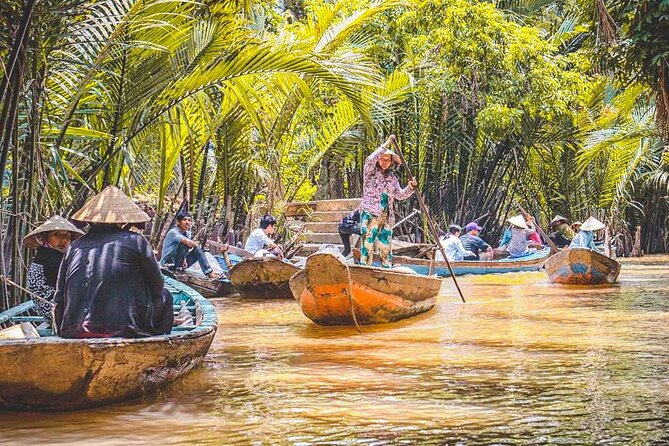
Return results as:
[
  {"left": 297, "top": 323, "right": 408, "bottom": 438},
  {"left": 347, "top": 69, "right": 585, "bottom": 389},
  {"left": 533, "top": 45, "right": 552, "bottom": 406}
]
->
[
  {"left": 516, "top": 203, "right": 559, "bottom": 254},
  {"left": 390, "top": 137, "right": 466, "bottom": 303}
]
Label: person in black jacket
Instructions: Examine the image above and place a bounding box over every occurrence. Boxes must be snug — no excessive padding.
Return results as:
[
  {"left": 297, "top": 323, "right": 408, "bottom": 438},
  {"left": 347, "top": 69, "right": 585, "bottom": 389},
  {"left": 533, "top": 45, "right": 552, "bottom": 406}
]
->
[
  {"left": 54, "top": 186, "right": 174, "bottom": 338},
  {"left": 338, "top": 210, "right": 361, "bottom": 257},
  {"left": 23, "top": 216, "right": 84, "bottom": 326}
]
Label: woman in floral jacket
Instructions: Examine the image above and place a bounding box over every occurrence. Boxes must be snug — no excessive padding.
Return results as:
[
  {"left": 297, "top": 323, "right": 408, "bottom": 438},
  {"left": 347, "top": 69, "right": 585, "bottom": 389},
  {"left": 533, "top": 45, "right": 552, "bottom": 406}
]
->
[{"left": 359, "top": 135, "right": 416, "bottom": 267}]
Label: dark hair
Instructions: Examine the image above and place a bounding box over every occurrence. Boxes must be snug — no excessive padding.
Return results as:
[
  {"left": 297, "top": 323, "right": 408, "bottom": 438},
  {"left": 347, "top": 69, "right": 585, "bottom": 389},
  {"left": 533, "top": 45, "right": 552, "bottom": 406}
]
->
[
  {"left": 176, "top": 212, "right": 192, "bottom": 222},
  {"left": 260, "top": 214, "right": 277, "bottom": 229},
  {"left": 448, "top": 224, "right": 462, "bottom": 234}
]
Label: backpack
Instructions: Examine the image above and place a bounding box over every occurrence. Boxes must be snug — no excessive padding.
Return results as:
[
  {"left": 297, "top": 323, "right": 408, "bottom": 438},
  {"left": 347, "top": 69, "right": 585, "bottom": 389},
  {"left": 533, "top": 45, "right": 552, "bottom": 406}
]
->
[{"left": 338, "top": 210, "right": 361, "bottom": 235}]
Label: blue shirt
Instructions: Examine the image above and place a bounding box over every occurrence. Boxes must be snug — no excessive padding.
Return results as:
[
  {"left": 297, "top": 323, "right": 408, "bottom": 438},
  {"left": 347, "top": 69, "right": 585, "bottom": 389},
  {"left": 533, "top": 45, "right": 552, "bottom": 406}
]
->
[
  {"left": 570, "top": 230, "right": 599, "bottom": 250},
  {"left": 460, "top": 234, "right": 491, "bottom": 259},
  {"left": 160, "top": 227, "right": 190, "bottom": 265}
]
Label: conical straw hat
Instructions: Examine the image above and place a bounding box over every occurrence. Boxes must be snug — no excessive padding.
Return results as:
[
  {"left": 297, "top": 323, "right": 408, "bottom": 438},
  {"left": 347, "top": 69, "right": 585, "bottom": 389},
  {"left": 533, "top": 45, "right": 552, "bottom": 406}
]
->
[
  {"left": 580, "top": 216, "right": 605, "bottom": 231},
  {"left": 23, "top": 215, "right": 84, "bottom": 249},
  {"left": 380, "top": 148, "right": 401, "bottom": 164},
  {"left": 507, "top": 215, "right": 528, "bottom": 229},
  {"left": 71, "top": 186, "right": 150, "bottom": 224},
  {"left": 550, "top": 215, "right": 568, "bottom": 225},
  {"left": 571, "top": 221, "right": 583, "bottom": 227}
]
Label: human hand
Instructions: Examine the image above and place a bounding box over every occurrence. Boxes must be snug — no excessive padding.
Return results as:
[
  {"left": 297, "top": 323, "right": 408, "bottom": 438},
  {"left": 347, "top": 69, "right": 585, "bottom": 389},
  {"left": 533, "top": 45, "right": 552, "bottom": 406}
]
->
[
  {"left": 383, "top": 134, "right": 396, "bottom": 147},
  {"left": 409, "top": 179, "right": 417, "bottom": 189}
]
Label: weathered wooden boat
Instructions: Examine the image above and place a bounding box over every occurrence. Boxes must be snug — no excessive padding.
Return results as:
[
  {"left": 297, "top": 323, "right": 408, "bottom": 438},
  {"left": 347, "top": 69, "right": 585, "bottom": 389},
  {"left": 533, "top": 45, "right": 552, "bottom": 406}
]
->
[
  {"left": 228, "top": 257, "right": 301, "bottom": 299},
  {"left": 289, "top": 252, "right": 442, "bottom": 326},
  {"left": 544, "top": 248, "right": 621, "bottom": 284},
  {"left": 164, "top": 247, "right": 251, "bottom": 298},
  {"left": 167, "top": 269, "right": 237, "bottom": 298},
  {"left": 390, "top": 247, "right": 552, "bottom": 277},
  {"left": 0, "top": 277, "right": 217, "bottom": 411}
]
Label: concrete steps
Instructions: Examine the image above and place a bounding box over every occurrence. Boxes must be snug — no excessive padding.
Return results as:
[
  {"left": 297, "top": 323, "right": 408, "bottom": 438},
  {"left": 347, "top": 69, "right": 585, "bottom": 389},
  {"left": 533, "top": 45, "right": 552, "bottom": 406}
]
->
[
  {"left": 303, "top": 221, "right": 340, "bottom": 233},
  {"left": 286, "top": 198, "right": 361, "bottom": 254},
  {"left": 286, "top": 198, "right": 361, "bottom": 217},
  {"left": 302, "top": 232, "right": 344, "bottom": 244},
  {"left": 309, "top": 210, "right": 351, "bottom": 223}
]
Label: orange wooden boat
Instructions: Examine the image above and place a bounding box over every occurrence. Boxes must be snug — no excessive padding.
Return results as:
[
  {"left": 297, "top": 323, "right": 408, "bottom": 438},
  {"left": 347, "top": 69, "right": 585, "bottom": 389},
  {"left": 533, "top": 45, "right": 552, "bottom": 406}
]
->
[
  {"left": 228, "top": 258, "right": 300, "bottom": 299},
  {"left": 289, "top": 253, "right": 442, "bottom": 326},
  {"left": 544, "top": 248, "right": 621, "bottom": 284}
]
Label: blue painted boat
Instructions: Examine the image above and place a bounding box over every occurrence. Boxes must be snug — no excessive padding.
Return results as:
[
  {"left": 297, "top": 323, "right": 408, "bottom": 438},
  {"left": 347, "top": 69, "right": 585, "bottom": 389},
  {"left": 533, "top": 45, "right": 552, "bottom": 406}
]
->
[
  {"left": 544, "top": 248, "right": 621, "bottom": 284},
  {"left": 390, "top": 247, "right": 552, "bottom": 277},
  {"left": 0, "top": 277, "right": 217, "bottom": 411}
]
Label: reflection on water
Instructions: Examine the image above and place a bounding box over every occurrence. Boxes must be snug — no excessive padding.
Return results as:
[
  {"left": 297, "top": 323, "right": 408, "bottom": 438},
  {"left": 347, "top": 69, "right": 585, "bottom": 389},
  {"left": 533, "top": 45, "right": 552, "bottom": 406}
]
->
[{"left": 2, "top": 256, "right": 669, "bottom": 444}]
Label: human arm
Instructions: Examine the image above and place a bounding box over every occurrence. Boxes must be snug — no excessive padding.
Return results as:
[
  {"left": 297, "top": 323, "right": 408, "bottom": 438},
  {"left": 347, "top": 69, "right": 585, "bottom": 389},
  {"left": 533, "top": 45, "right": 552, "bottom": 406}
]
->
[
  {"left": 139, "top": 235, "right": 165, "bottom": 296},
  {"left": 53, "top": 251, "right": 69, "bottom": 336},
  {"left": 456, "top": 239, "right": 475, "bottom": 258},
  {"left": 393, "top": 176, "right": 416, "bottom": 201},
  {"left": 364, "top": 135, "right": 396, "bottom": 177},
  {"left": 177, "top": 230, "right": 198, "bottom": 249}
]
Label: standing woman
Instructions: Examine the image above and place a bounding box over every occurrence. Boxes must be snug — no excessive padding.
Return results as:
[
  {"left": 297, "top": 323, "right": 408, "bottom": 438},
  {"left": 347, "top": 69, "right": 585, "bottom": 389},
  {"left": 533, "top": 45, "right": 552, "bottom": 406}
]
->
[
  {"left": 359, "top": 135, "right": 417, "bottom": 267},
  {"left": 23, "top": 216, "right": 84, "bottom": 325}
]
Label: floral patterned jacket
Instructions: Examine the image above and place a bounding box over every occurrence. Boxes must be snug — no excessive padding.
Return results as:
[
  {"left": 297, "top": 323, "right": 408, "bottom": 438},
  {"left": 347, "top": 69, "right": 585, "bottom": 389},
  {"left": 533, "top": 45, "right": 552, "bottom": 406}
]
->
[{"left": 359, "top": 145, "right": 414, "bottom": 225}]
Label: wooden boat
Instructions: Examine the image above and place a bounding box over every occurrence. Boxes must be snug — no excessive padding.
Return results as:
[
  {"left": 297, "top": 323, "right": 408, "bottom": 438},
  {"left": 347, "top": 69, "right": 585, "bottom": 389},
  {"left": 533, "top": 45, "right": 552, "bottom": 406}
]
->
[
  {"left": 228, "top": 257, "right": 300, "bottom": 299},
  {"left": 289, "top": 253, "right": 442, "bottom": 326},
  {"left": 0, "top": 277, "right": 217, "bottom": 411},
  {"left": 544, "top": 248, "right": 621, "bottom": 284},
  {"left": 167, "top": 269, "right": 237, "bottom": 298},
  {"left": 164, "top": 246, "right": 252, "bottom": 298},
  {"left": 391, "top": 247, "right": 552, "bottom": 277}
]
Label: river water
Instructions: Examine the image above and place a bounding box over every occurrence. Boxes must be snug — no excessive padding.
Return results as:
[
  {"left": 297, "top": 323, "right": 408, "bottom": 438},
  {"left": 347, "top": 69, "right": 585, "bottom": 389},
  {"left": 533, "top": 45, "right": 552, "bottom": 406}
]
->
[{"left": 1, "top": 256, "right": 668, "bottom": 445}]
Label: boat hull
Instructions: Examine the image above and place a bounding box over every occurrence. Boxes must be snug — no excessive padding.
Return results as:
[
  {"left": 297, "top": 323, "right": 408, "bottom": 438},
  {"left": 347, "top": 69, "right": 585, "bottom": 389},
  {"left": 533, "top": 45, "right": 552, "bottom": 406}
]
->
[
  {"left": 391, "top": 247, "right": 551, "bottom": 277},
  {"left": 172, "top": 271, "right": 237, "bottom": 298},
  {"left": 544, "top": 249, "right": 621, "bottom": 284},
  {"left": 289, "top": 253, "right": 441, "bottom": 326},
  {"left": 0, "top": 277, "right": 217, "bottom": 411},
  {"left": 229, "top": 258, "right": 300, "bottom": 299}
]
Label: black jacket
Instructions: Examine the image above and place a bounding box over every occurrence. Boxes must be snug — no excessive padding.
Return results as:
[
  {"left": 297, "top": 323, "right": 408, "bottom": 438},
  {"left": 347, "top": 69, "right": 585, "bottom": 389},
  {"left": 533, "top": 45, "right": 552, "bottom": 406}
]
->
[{"left": 54, "top": 225, "right": 164, "bottom": 338}]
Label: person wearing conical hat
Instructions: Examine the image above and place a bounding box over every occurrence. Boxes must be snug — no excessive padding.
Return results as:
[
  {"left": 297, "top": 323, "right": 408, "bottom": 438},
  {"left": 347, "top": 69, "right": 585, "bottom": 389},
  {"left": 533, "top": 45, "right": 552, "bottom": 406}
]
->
[
  {"left": 359, "top": 134, "right": 417, "bottom": 268},
  {"left": 549, "top": 214, "right": 575, "bottom": 248},
  {"left": 23, "top": 215, "right": 84, "bottom": 326},
  {"left": 569, "top": 217, "right": 605, "bottom": 251},
  {"left": 571, "top": 221, "right": 582, "bottom": 233},
  {"left": 53, "top": 186, "right": 173, "bottom": 338},
  {"left": 502, "top": 215, "right": 538, "bottom": 258}
]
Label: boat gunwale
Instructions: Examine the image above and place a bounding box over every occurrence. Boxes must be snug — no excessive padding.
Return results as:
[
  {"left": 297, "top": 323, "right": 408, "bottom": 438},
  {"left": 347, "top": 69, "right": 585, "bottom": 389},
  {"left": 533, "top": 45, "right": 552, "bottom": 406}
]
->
[{"left": 0, "top": 276, "right": 217, "bottom": 346}]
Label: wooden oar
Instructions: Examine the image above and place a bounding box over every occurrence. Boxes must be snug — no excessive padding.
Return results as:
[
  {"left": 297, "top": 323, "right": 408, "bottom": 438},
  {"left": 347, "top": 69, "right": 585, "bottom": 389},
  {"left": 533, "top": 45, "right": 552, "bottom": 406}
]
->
[
  {"left": 391, "top": 137, "right": 466, "bottom": 303},
  {"left": 516, "top": 203, "right": 559, "bottom": 253}
]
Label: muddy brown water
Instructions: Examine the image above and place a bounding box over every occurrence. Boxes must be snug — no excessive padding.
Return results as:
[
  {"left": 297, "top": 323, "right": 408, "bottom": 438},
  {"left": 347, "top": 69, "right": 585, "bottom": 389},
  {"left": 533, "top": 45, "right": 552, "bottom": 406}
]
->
[{"left": 1, "top": 256, "right": 668, "bottom": 445}]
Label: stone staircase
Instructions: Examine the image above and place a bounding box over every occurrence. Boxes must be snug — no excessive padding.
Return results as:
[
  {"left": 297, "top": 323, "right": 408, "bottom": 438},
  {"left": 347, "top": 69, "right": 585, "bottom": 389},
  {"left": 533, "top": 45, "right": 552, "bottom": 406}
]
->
[{"left": 285, "top": 198, "right": 361, "bottom": 256}]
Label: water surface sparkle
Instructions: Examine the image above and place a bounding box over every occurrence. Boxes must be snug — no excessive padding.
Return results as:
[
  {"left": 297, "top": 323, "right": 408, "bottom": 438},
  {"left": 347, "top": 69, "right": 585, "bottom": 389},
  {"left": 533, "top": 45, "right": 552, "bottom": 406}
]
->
[{"left": 1, "top": 256, "right": 668, "bottom": 444}]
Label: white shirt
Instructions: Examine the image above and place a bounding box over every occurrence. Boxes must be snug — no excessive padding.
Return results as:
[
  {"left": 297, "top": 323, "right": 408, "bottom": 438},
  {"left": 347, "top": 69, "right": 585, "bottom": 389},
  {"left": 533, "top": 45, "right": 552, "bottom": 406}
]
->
[
  {"left": 244, "top": 228, "right": 273, "bottom": 254},
  {"left": 435, "top": 235, "right": 475, "bottom": 261}
]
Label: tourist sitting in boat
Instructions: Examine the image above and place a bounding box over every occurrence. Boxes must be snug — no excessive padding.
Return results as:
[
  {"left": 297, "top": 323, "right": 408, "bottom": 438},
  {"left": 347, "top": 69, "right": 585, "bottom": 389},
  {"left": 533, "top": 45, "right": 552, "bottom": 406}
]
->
[
  {"left": 160, "top": 212, "right": 217, "bottom": 278},
  {"left": 460, "top": 222, "right": 493, "bottom": 261},
  {"left": 54, "top": 186, "right": 174, "bottom": 338},
  {"left": 571, "top": 221, "right": 583, "bottom": 233},
  {"left": 359, "top": 134, "right": 416, "bottom": 268},
  {"left": 569, "top": 217, "right": 605, "bottom": 251},
  {"left": 435, "top": 224, "right": 475, "bottom": 261},
  {"left": 245, "top": 214, "right": 284, "bottom": 259},
  {"left": 338, "top": 209, "right": 361, "bottom": 257},
  {"left": 549, "top": 215, "right": 575, "bottom": 248},
  {"left": 502, "top": 215, "right": 538, "bottom": 258},
  {"left": 23, "top": 215, "right": 84, "bottom": 326}
]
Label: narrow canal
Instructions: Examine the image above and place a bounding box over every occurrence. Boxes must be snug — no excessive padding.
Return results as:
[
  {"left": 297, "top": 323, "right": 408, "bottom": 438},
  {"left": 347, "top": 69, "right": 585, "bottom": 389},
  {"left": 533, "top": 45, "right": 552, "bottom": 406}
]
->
[{"left": 1, "top": 257, "right": 668, "bottom": 444}]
